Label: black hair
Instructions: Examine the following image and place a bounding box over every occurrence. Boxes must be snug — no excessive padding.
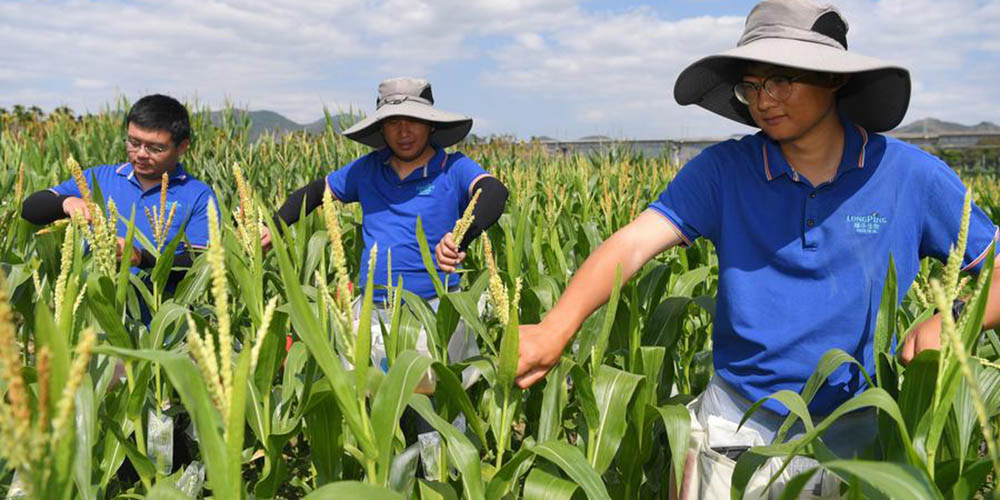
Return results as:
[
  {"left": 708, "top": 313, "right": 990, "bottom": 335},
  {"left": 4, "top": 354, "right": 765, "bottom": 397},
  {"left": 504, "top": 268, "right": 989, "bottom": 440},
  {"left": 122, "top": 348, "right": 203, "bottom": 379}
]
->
[{"left": 126, "top": 94, "right": 191, "bottom": 145}]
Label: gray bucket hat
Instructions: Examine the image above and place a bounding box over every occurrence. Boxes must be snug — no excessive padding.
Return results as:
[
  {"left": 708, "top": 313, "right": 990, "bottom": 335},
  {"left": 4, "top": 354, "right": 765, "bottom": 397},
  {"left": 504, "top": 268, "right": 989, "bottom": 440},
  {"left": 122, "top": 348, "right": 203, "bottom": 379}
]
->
[
  {"left": 342, "top": 77, "right": 473, "bottom": 148},
  {"left": 674, "top": 0, "right": 911, "bottom": 132}
]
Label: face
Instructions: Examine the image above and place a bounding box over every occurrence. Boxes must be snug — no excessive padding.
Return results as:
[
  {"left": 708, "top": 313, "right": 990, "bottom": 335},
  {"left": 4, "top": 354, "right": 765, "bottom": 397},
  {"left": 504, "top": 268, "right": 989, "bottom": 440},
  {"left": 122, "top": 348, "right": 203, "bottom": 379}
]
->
[
  {"left": 381, "top": 117, "right": 433, "bottom": 162},
  {"left": 741, "top": 64, "right": 843, "bottom": 143},
  {"left": 126, "top": 123, "right": 188, "bottom": 180}
]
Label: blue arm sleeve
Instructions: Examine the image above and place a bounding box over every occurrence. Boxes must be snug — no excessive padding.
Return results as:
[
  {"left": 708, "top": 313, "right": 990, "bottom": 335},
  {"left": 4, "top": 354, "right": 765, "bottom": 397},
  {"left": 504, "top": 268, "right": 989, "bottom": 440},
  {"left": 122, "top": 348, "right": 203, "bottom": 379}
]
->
[
  {"left": 326, "top": 157, "right": 364, "bottom": 203},
  {"left": 50, "top": 170, "right": 89, "bottom": 197},
  {"left": 647, "top": 151, "right": 722, "bottom": 245},
  {"left": 449, "top": 153, "right": 489, "bottom": 208},
  {"left": 183, "top": 189, "right": 219, "bottom": 250},
  {"left": 919, "top": 158, "right": 999, "bottom": 273}
]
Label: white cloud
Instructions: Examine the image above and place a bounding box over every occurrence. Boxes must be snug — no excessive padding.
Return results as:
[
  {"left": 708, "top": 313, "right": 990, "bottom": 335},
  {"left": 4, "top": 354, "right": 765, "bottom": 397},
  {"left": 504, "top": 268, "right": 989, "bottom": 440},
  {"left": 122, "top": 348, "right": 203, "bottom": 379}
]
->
[{"left": 0, "top": 1, "right": 997, "bottom": 137}]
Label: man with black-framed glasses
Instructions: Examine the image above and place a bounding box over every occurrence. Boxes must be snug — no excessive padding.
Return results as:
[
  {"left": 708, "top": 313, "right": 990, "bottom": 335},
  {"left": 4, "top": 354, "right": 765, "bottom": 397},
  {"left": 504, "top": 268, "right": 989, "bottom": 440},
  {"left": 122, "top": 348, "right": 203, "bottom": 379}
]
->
[
  {"left": 21, "top": 94, "right": 217, "bottom": 285},
  {"left": 515, "top": 0, "right": 1000, "bottom": 497}
]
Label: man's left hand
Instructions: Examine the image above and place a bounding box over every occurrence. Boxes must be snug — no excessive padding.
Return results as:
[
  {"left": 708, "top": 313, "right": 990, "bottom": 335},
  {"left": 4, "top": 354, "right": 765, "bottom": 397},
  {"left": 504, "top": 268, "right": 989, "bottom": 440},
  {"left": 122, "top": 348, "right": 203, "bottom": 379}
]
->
[
  {"left": 116, "top": 236, "right": 141, "bottom": 267},
  {"left": 435, "top": 232, "right": 466, "bottom": 273},
  {"left": 901, "top": 314, "right": 943, "bottom": 364}
]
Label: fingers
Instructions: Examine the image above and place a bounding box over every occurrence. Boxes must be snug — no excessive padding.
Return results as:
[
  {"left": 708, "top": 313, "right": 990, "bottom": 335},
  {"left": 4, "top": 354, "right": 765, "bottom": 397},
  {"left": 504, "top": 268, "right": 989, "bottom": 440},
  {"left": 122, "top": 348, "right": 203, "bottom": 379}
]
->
[
  {"left": 436, "top": 237, "right": 466, "bottom": 273},
  {"left": 900, "top": 332, "right": 915, "bottom": 364},
  {"left": 515, "top": 368, "right": 550, "bottom": 389}
]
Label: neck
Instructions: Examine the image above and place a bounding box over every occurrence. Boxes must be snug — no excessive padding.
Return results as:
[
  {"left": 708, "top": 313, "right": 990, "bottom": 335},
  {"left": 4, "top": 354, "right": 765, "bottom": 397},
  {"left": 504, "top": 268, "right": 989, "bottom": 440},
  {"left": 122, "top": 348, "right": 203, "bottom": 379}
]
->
[
  {"left": 136, "top": 165, "right": 177, "bottom": 191},
  {"left": 779, "top": 107, "right": 844, "bottom": 185},
  {"left": 390, "top": 146, "right": 436, "bottom": 179}
]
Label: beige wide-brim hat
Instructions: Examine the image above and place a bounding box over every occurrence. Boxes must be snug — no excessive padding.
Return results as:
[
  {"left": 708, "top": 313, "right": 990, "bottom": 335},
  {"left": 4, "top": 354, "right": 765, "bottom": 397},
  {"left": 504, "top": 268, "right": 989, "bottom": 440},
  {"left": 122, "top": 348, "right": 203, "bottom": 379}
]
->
[
  {"left": 343, "top": 77, "right": 473, "bottom": 148},
  {"left": 674, "top": 0, "right": 911, "bottom": 132}
]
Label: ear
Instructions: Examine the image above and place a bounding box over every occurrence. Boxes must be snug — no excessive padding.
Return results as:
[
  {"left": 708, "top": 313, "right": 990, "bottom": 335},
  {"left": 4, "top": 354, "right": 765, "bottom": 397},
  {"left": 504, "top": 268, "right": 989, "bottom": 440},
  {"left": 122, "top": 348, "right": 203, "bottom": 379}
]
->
[{"left": 176, "top": 139, "right": 190, "bottom": 156}]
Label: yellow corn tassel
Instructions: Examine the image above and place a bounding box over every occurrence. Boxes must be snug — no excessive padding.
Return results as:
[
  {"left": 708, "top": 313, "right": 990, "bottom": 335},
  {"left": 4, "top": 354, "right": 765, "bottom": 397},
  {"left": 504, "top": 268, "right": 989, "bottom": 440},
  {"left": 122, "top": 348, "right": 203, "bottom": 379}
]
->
[
  {"left": 185, "top": 315, "right": 227, "bottom": 420},
  {"left": 451, "top": 188, "right": 482, "bottom": 248},
  {"left": 322, "top": 189, "right": 352, "bottom": 316},
  {"left": 232, "top": 163, "right": 259, "bottom": 255},
  {"left": 15, "top": 162, "right": 24, "bottom": 205},
  {"left": 943, "top": 189, "right": 973, "bottom": 298},
  {"left": 0, "top": 271, "right": 30, "bottom": 467},
  {"left": 53, "top": 219, "right": 76, "bottom": 320},
  {"left": 483, "top": 237, "right": 509, "bottom": 327},
  {"left": 249, "top": 296, "right": 279, "bottom": 374},
  {"left": 206, "top": 200, "right": 232, "bottom": 416}
]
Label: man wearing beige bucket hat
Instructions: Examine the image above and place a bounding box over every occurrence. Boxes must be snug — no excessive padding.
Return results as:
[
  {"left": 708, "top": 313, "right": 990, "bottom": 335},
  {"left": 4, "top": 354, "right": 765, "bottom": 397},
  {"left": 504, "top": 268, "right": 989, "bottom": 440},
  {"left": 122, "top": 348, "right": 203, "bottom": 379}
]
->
[
  {"left": 263, "top": 76, "right": 508, "bottom": 384},
  {"left": 515, "top": 0, "right": 1000, "bottom": 497}
]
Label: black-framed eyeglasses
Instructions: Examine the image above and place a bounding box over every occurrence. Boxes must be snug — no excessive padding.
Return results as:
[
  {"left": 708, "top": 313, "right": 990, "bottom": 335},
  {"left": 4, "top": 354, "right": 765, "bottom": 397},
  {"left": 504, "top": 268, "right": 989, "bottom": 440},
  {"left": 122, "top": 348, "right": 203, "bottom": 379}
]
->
[
  {"left": 125, "top": 137, "right": 170, "bottom": 155},
  {"left": 733, "top": 75, "right": 805, "bottom": 105}
]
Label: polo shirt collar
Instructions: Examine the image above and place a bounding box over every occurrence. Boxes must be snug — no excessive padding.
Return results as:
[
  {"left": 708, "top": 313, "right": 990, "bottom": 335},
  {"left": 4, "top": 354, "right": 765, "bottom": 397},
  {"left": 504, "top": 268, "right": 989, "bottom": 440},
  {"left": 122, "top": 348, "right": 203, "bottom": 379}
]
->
[
  {"left": 115, "top": 162, "right": 189, "bottom": 188},
  {"left": 379, "top": 147, "right": 448, "bottom": 182},
  {"left": 759, "top": 114, "right": 870, "bottom": 183}
]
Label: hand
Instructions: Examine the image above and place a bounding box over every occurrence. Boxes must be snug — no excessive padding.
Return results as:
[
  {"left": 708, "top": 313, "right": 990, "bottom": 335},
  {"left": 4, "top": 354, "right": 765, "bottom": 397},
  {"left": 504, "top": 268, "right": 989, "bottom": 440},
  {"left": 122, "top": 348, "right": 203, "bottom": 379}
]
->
[
  {"left": 116, "top": 237, "right": 141, "bottom": 266},
  {"left": 435, "top": 232, "right": 465, "bottom": 273},
  {"left": 260, "top": 225, "right": 272, "bottom": 252},
  {"left": 515, "top": 323, "right": 567, "bottom": 389},
  {"left": 62, "top": 196, "right": 91, "bottom": 222},
  {"left": 901, "top": 314, "right": 943, "bottom": 364}
]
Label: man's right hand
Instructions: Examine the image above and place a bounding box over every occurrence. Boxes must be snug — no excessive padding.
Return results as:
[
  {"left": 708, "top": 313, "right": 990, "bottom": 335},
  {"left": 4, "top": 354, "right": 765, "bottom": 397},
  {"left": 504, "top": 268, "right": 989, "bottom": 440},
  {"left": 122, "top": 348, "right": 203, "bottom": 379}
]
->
[
  {"left": 62, "top": 196, "right": 92, "bottom": 222},
  {"left": 515, "top": 323, "right": 567, "bottom": 389},
  {"left": 260, "top": 225, "right": 273, "bottom": 252}
]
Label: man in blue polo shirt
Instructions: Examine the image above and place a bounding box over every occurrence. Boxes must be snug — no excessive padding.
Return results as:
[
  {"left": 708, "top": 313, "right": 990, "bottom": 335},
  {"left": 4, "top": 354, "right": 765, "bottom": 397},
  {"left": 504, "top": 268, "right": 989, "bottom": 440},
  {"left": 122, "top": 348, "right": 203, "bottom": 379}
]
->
[
  {"left": 514, "top": 0, "right": 1000, "bottom": 497},
  {"left": 263, "top": 77, "right": 508, "bottom": 372},
  {"left": 22, "top": 94, "right": 216, "bottom": 286}
]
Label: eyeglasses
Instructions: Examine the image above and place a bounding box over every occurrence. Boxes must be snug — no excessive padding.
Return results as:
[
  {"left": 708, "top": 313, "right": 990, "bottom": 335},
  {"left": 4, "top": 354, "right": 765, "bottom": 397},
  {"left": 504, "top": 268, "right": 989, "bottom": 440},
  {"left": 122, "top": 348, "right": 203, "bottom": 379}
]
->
[
  {"left": 126, "top": 137, "right": 170, "bottom": 155},
  {"left": 733, "top": 75, "right": 805, "bottom": 105}
]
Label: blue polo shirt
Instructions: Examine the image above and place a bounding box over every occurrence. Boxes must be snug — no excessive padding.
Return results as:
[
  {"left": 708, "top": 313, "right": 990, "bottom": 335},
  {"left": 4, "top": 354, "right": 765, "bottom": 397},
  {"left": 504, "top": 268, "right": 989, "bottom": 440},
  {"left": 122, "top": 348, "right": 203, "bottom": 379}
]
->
[
  {"left": 650, "top": 117, "right": 998, "bottom": 415},
  {"left": 50, "top": 162, "right": 217, "bottom": 255},
  {"left": 326, "top": 148, "right": 489, "bottom": 301}
]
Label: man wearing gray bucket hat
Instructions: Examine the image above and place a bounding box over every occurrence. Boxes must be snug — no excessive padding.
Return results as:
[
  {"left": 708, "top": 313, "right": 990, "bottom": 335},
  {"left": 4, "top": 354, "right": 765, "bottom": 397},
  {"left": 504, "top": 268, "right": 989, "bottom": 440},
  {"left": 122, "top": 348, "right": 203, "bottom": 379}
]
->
[
  {"left": 264, "top": 77, "right": 508, "bottom": 388},
  {"left": 515, "top": 0, "right": 1000, "bottom": 497}
]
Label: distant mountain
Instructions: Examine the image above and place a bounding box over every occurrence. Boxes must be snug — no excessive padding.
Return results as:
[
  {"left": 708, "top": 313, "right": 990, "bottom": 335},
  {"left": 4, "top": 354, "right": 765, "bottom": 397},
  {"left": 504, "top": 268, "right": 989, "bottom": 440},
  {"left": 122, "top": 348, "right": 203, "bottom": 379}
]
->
[
  {"left": 204, "top": 110, "right": 362, "bottom": 140},
  {"left": 893, "top": 118, "right": 1000, "bottom": 135},
  {"left": 578, "top": 134, "right": 612, "bottom": 141}
]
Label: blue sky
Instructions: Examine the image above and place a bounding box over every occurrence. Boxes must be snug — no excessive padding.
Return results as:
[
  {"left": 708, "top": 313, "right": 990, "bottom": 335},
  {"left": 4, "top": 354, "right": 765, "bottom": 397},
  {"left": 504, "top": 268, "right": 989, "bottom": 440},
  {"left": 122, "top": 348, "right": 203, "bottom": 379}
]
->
[{"left": 1, "top": 0, "right": 998, "bottom": 139}]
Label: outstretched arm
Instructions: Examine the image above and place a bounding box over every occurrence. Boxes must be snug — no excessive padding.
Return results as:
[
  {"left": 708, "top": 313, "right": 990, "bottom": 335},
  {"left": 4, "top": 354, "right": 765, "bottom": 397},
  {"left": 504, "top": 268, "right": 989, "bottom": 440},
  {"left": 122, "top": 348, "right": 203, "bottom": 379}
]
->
[
  {"left": 515, "top": 209, "right": 685, "bottom": 388},
  {"left": 262, "top": 178, "right": 334, "bottom": 250},
  {"left": 21, "top": 190, "right": 90, "bottom": 225}
]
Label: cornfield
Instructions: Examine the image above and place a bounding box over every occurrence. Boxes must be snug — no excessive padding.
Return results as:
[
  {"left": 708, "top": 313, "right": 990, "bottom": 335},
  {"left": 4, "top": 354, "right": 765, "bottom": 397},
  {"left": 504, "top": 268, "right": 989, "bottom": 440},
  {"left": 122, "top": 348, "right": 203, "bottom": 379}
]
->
[{"left": 0, "top": 103, "right": 999, "bottom": 499}]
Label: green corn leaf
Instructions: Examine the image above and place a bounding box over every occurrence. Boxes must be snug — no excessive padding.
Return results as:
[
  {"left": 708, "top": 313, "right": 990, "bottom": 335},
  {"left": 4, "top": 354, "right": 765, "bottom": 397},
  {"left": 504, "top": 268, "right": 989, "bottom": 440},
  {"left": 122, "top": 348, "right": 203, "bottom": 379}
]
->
[
  {"left": 523, "top": 467, "right": 579, "bottom": 500},
  {"left": 94, "top": 347, "right": 235, "bottom": 497},
  {"left": 415, "top": 216, "right": 447, "bottom": 298},
  {"left": 150, "top": 219, "right": 187, "bottom": 299},
  {"left": 408, "top": 394, "right": 486, "bottom": 500},
  {"left": 305, "top": 481, "right": 405, "bottom": 500},
  {"left": 355, "top": 246, "right": 377, "bottom": 399},
  {"left": 531, "top": 440, "right": 611, "bottom": 500},
  {"left": 265, "top": 215, "right": 376, "bottom": 456},
  {"left": 820, "top": 460, "right": 942, "bottom": 500},
  {"left": 87, "top": 273, "right": 133, "bottom": 348},
  {"left": 588, "top": 364, "right": 643, "bottom": 474},
  {"left": 653, "top": 403, "right": 691, "bottom": 498},
  {"left": 873, "top": 255, "right": 897, "bottom": 387},
  {"left": 371, "top": 350, "right": 433, "bottom": 485},
  {"left": 430, "top": 360, "right": 488, "bottom": 447}
]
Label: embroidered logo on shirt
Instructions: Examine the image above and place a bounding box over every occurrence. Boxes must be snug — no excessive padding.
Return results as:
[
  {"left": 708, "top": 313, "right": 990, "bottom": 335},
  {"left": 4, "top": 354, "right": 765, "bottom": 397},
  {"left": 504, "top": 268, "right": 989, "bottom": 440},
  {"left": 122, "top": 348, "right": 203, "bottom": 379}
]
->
[
  {"left": 846, "top": 212, "right": 888, "bottom": 235},
  {"left": 416, "top": 183, "right": 435, "bottom": 196}
]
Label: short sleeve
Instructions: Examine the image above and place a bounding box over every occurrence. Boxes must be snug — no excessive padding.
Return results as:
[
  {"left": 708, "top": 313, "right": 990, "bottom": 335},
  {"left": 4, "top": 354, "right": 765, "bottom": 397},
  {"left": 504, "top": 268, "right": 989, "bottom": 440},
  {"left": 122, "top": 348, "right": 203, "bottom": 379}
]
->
[
  {"left": 919, "top": 158, "right": 999, "bottom": 273},
  {"left": 325, "top": 157, "right": 365, "bottom": 203},
  {"left": 50, "top": 169, "right": 92, "bottom": 197},
  {"left": 648, "top": 150, "right": 722, "bottom": 244},
  {"left": 452, "top": 154, "right": 489, "bottom": 192},
  {"left": 183, "top": 188, "right": 219, "bottom": 250}
]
